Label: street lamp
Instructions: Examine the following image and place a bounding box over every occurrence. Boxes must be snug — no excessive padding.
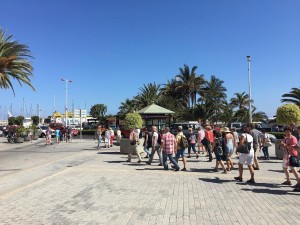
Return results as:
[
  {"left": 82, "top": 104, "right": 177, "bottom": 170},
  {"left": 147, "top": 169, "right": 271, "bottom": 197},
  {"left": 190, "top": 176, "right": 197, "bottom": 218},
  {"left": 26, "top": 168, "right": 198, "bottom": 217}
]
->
[
  {"left": 247, "top": 56, "right": 252, "bottom": 123},
  {"left": 61, "top": 78, "right": 72, "bottom": 127}
]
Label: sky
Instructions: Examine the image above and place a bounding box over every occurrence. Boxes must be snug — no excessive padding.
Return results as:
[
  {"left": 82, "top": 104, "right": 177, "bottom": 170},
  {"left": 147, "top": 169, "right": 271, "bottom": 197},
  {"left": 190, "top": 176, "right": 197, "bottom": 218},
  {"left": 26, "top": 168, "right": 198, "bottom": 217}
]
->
[{"left": 1, "top": 0, "right": 300, "bottom": 120}]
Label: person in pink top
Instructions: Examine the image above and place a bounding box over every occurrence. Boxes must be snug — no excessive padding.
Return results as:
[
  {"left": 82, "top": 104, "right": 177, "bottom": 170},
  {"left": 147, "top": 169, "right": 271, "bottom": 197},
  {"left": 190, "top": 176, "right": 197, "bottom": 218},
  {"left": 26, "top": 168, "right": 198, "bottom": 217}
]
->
[
  {"left": 197, "top": 127, "right": 206, "bottom": 155},
  {"left": 279, "top": 127, "right": 300, "bottom": 192}
]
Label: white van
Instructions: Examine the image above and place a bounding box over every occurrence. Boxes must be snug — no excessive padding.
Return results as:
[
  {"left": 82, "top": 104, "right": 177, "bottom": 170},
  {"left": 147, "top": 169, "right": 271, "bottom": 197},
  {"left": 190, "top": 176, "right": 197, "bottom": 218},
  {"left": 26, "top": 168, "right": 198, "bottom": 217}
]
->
[{"left": 171, "top": 121, "right": 203, "bottom": 136}]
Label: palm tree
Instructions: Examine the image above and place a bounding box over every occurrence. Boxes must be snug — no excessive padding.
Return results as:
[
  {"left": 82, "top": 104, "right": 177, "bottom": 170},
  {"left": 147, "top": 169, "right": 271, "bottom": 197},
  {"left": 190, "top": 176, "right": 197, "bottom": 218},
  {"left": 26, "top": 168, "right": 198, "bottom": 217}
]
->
[
  {"left": 117, "top": 98, "right": 139, "bottom": 118},
  {"left": 134, "top": 83, "right": 162, "bottom": 108},
  {"left": 0, "top": 28, "right": 35, "bottom": 94},
  {"left": 281, "top": 87, "right": 300, "bottom": 107},
  {"left": 230, "top": 92, "right": 250, "bottom": 110},
  {"left": 201, "top": 75, "right": 227, "bottom": 123},
  {"left": 175, "top": 64, "right": 205, "bottom": 109}
]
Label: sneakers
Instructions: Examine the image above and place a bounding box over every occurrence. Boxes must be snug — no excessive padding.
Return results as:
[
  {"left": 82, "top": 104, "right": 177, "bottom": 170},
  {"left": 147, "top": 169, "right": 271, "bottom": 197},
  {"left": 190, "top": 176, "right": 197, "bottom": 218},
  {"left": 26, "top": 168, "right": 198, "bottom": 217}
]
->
[
  {"left": 181, "top": 168, "right": 187, "bottom": 171},
  {"left": 137, "top": 160, "right": 141, "bottom": 163},
  {"left": 246, "top": 179, "right": 256, "bottom": 184},
  {"left": 234, "top": 177, "right": 243, "bottom": 182},
  {"left": 174, "top": 168, "right": 180, "bottom": 171},
  {"left": 253, "top": 167, "right": 260, "bottom": 170},
  {"left": 145, "top": 162, "right": 151, "bottom": 165},
  {"left": 126, "top": 160, "right": 131, "bottom": 162},
  {"left": 281, "top": 180, "right": 292, "bottom": 185},
  {"left": 213, "top": 168, "right": 218, "bottom": 172},
  {"left": 157, "top": 163, "right": 163, "bottom": 166}
]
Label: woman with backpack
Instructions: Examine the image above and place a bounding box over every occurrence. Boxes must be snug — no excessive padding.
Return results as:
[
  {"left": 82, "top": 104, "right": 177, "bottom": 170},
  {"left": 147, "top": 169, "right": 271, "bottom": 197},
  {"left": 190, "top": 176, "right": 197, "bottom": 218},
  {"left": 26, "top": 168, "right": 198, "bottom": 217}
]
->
[
  {"left": 187, "top": 128, "right": 199, "bottom": 158},
  {"left": 213, "top": 131, "right": 227, "bottom": 173},
  {"left": 142, "top": 127, "right": 151, "bottom": 158}
]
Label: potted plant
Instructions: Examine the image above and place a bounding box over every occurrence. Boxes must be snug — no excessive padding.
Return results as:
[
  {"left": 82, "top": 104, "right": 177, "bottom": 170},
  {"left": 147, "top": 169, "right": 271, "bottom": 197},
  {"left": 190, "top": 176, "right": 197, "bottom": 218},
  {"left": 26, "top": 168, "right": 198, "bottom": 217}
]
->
[
  {"left": 14, "top": 126, "right": 25, "bottom": 143},
  {"left": 120, "top": 112, "right": 143, "bottom": 154},
  {"left": 30, "top": 124, "right": 40, "bottom": 140},
  {"left": 23, "top": 127, "right": 31, "bottom": 141}
]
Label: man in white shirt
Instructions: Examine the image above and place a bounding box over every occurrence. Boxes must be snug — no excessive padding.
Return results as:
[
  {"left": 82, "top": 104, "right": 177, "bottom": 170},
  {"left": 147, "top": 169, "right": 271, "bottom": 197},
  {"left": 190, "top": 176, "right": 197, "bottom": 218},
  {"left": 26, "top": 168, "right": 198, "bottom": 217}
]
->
[
  {"left": 146, "top": 126, "right": 163, "bottom": 166},
  {"left": 234, "top": 124, "right": 255, "bottom": 183}
]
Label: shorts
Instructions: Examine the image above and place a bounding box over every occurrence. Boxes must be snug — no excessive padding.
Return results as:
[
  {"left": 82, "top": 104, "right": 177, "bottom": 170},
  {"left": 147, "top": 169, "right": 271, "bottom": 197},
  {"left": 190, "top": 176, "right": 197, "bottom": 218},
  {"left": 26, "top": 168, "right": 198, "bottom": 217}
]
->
[
  {"left": 282, "top": 158, "right": 298, "bottom": 169},
  {"left": 176, "top": 149, "right": 186, "bottom": 158},
  {"left": 238, "top": 151, "right": 254, "bottom": 165}
]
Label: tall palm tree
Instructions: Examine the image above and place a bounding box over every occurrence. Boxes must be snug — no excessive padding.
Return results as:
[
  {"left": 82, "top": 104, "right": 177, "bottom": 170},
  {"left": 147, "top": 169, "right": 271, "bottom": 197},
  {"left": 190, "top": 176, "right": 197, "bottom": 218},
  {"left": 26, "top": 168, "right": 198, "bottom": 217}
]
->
[
  {"left": 117, "top": 98, "right": 139, "bottom": 118},
  {"left": 175, "top": 64, "right": 205, "bottom": 109},
  {"left": 281, "top": 87, "right": 300, "bottom": 107},
  {"left": 230, "top": 92, "right": 250, "bottom": 110},
  {"left": 201, "top": 75, "right": 227, "bottom": 123},
  {"left": 0, "top": 28, "right": 35, "bottom": 94},
  {"left": 134, "top": 83, "right": 162, "bottom": 108}
]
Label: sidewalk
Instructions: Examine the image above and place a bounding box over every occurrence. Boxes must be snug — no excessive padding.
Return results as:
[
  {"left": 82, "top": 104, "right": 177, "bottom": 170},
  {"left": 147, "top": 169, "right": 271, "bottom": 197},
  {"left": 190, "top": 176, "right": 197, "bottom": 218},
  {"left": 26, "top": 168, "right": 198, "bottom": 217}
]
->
[{"left": 0, "top": 140, "right": 299, "bottom": 225}]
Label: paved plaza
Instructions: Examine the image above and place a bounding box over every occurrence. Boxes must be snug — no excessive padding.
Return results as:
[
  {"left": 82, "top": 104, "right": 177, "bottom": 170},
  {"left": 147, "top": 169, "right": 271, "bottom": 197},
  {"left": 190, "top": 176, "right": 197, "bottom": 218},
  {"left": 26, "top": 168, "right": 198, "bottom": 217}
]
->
[{"left": 0, "top": 137, "right": 300, "bottom": 225}]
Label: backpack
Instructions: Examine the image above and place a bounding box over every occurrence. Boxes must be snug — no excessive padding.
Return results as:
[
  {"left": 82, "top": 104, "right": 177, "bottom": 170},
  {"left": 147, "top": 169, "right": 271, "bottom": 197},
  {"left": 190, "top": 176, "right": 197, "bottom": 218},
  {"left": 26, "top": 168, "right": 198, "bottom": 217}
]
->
[
  {"left": 180, "top": 135, "right": 189, "bottom": 149},
  {"left": 157, "top": 133, "right": 162, "bottom": 145},
  {"left": 147, "top": 132, "right": 152, "bottom": 147}
]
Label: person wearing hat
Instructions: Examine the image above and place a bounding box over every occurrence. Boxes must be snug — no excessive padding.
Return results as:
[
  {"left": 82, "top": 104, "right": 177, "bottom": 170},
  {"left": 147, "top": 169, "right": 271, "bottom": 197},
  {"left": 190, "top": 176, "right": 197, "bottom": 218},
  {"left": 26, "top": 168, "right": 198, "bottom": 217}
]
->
[{"left": 223, "top": 127, "right": 234, "bottom": 171}]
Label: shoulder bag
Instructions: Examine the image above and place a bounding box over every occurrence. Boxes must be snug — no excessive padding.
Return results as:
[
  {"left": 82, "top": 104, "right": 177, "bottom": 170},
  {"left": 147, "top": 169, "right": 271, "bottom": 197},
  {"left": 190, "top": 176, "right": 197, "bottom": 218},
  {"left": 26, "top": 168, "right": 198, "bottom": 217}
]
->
[{"left": 236, "top": 134, "right": 251, "bottom": 154}]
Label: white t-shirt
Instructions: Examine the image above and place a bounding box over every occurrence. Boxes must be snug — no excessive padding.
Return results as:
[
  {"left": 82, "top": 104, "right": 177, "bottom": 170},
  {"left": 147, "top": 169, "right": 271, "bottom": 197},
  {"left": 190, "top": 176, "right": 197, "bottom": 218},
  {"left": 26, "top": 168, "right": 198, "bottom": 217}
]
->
[
  {"left": 242, "top": 133, "right": 254, "bottom": 151},
  {"left": 152, "top": 131, "right": 160, "bottom": 147}
]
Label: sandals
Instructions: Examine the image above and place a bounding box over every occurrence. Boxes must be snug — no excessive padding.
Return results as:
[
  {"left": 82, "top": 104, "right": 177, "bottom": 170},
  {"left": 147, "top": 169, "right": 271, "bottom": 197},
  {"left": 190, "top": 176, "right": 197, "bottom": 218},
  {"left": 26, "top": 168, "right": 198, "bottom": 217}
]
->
[{"left": 281, "top": 181, "right": 292, "bottom": 185}]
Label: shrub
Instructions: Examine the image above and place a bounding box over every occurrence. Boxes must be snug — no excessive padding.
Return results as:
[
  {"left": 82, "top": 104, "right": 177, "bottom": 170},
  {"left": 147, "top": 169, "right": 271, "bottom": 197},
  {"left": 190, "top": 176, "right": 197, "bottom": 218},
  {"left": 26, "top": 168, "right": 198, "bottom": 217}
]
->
[
  {"left": 276, "top": 104, "right": 300, "bottom": 125},
  {"left": 124, "top": 113, "right": 143, "bottom": 130}
]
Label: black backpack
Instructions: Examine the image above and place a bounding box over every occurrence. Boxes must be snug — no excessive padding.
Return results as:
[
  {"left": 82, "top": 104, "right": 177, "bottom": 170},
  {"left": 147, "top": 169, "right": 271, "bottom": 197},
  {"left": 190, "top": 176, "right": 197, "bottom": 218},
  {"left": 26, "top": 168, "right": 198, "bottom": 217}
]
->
[
  {"left": 147, "top": 132, "right": 153, "bottom": 147},
  {"left": 157, "top": 133, "right": 162, "bottom": 145}
]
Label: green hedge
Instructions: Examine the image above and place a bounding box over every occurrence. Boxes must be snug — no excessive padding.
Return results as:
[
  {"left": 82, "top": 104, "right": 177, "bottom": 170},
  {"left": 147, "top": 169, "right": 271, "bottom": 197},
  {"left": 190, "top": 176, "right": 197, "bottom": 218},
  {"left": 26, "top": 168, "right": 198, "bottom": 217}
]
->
[{"left": 269, "top": 132, "right": 284, "bottom": 139}]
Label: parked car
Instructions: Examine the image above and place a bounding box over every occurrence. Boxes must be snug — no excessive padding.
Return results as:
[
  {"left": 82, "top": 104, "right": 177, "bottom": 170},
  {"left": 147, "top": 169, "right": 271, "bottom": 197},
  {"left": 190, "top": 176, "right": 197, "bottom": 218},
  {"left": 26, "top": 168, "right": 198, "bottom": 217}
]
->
[
  {"left": 170, "top": 121, "right": 203, "bottom": 137},
  {"left": 38, "top": 125, "right": 55, "bottom": 138}
]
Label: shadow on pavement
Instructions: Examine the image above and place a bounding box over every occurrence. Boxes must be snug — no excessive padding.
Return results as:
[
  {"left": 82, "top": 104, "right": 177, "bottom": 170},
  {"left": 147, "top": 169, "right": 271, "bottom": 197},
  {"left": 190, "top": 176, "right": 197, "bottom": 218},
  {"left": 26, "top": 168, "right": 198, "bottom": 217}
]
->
[
  {"left": 97, "top": 151, "right": 122, "bottom": 155},
  {"left": 268, "top": 169, "right": 284, "bottom": 173},
  {"left": 198, "top": 177, "right": 233, "bottom": 184},
  {"left": 236, "top": 182, "right": 279, "bottom": 189},
  {"left": 190, "top": 168, "right": 216, "bottom": 173},
  {"left": 0, "top": 169, "right": 21, "bottom": 172},
  {"left": 104, "top": 160, "right": 124, "bottom": 164},
  {"left": 136, "top": 167, "right": 164, "bottom": 171},
  {"left": 241, "top": 187, "right": 300, "bottom": 195}
]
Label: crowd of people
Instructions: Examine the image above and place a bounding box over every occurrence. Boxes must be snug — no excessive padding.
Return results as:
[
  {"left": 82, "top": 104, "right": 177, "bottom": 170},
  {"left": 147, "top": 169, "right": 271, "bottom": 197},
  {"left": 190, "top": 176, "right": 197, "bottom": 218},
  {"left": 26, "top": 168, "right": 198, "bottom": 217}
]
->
[{"left": 125, "top": 122, "right": 300, "bottom": 192}]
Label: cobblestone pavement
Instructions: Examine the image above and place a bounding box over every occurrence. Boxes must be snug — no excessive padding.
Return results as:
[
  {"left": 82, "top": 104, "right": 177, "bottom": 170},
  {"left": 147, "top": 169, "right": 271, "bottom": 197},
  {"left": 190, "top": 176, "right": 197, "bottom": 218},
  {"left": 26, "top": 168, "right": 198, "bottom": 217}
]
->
[{"left": 0, "top": 139, "right": 300, "bottom": 225}]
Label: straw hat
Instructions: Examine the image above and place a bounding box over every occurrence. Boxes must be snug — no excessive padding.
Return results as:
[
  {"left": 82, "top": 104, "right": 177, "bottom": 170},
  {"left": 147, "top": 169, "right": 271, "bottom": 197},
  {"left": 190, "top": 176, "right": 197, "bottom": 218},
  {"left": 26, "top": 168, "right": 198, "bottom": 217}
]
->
[
  {"left": 222, "top": 127, "right": 231, "bottom": 133},
  {"left": 205, "top": 125, "right": 212, "bottom": 130}
]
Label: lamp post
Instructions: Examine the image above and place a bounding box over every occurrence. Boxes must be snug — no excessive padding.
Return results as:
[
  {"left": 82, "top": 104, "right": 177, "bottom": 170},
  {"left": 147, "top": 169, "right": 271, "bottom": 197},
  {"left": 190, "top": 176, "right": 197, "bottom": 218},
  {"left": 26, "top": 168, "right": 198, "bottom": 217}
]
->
[
  {"left": 61, "top": 78, "right": 72, "bottom": 127},
  {"left": 247, "top": 56, "right": 252, "bottom": 124}
]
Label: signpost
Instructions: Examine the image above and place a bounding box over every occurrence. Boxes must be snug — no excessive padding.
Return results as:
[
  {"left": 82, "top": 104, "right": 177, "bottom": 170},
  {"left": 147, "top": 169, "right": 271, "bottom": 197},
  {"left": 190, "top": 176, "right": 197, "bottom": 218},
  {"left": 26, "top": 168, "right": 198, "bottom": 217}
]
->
[{"left": 74, "top": 109, "right": 87, "bottom": 140}]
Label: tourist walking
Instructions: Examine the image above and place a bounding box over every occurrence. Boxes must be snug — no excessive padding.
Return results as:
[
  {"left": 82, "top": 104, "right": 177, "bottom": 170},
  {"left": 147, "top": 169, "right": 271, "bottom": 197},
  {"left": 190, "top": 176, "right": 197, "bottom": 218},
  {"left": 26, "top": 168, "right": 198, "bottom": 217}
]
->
[
  {"left": 231, "top": 127, "right": 239, "bottom": 154},
  {"left": 223, "top": 127, "right": 234, "bottom": 171},
  {"left": 278, "top": 127, "right": 300, "bottom": 191},
  {"left": 46, "top": 127, "right": 52, "bottom": 145},
  {"left": 116, "top": 128, "right": 121, "bottom": 145},
  {"left": 142, "top": 127, "right": 151, "bottom": 158},
  {"left": 95, "top": 126, "right": 102, "bottom": 150},
  {"left": 204, "top": 125, "right": 214, "bottom": 162},
  {"left": 146, "top": 126, "right": 163, "bottom": 166},
  {"left": 234, "top": 125, "right": 255, "bottom": 183},
  {"left": 109, "top": 127, "right": 114, "bottom": 147},
  {"left": 104, "top": 128, "right": 111, "bottom": 148},
  {"left": 175, "top": 126, "right": 188, "bottom": 171},
  {"left": 213, "top": 131, "right": 227, "bottom": 173},
  {"left": 161, "top": 127, "right": 180, "bottom": 171},
  {"left": 126, "top": 128, "right": 142, "bottom": 163},
  {"left": 187, "top": 128, "right": 199, "bottom": 158},
  {"left": 197, "top": 126, "right": 206, "bottom": 155},
  {"left": 260, "top": 128, "right": 271, "bottom": 160},
  {"left": 250, "top": 123, "right": 261, "bottom": 170},
  {"left": 55, "top": 128, "right": 60, "bottom": 144}
]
